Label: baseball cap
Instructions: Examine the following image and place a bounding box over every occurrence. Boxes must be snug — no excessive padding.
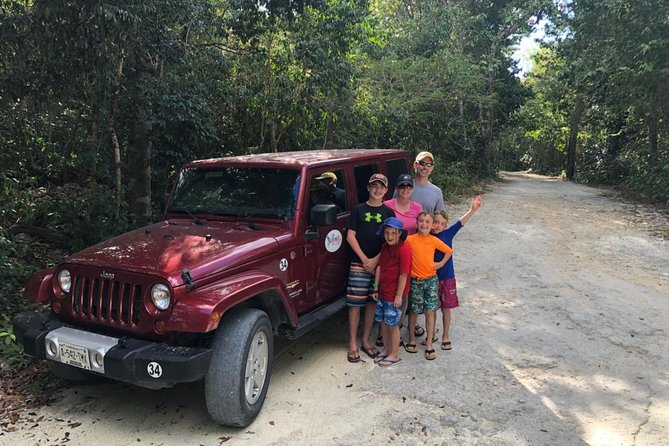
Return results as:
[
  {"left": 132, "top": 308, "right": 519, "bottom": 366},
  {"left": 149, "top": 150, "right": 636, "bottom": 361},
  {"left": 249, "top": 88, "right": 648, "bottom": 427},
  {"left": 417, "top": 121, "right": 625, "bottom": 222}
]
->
[
  {"left": 368, "top": 173, "right": 388, "bottom": 187},
  {"left": 376, "top": 217, "right": 408, "bottom": 240},
  {"left": 396, "top": 173, "right": 414, "bottom": 187},
  {"left": 314, "top": 172, "right": 337, "bottom": 182},
  {"left": 415, "top": 151, "right": 435, "bottom": 163}
]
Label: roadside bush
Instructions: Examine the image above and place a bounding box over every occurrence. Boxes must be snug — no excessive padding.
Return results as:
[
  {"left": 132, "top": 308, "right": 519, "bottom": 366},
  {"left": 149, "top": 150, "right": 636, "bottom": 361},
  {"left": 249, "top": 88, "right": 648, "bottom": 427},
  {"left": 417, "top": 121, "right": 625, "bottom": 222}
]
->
[
  {"left": 5, "top": 181, "right": 131, "bottom": 252},
  {"left": 431, "top": 160, "right": 487, "bottom": 202},
  {"left": 577, "top": 138, "right": 669, "bottom": 208},
  {"left": 622, "top": 158, "right": 669, "bottom": 208},
  {"left": 0, "top": 177, "right": 132, "bottom": 323},
  {"left": 0, "top": 314, "right": 30, "bottom": 371}
]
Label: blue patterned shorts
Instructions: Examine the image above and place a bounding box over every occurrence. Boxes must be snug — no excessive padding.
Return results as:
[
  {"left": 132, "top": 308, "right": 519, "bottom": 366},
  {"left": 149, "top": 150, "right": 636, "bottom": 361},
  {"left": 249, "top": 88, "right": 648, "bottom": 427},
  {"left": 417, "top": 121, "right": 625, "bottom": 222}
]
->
[{"left": 374, "top": 299, "right": 402, "bottom": 327}]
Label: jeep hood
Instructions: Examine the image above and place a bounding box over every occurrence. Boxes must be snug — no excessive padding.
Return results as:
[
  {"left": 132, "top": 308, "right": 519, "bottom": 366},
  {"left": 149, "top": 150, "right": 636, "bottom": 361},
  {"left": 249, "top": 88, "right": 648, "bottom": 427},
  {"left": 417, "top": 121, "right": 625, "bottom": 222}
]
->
[{"left": 64, "top": 219, "right": 283, "bottom": 286}]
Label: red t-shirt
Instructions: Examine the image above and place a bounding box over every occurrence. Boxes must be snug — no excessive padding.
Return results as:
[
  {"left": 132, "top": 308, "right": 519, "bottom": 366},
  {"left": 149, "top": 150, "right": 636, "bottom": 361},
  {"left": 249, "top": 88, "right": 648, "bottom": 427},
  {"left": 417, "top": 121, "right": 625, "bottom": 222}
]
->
[{"left": 378, "top": 241, "right": 412, "bottom": 302}]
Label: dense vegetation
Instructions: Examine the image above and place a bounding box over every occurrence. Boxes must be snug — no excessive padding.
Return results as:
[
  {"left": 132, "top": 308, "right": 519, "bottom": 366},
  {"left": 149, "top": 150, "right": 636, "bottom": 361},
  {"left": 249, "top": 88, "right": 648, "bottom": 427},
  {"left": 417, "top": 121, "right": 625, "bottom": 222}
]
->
[{"left": 0, "top": 0, "right": 667, "bottom": 362}]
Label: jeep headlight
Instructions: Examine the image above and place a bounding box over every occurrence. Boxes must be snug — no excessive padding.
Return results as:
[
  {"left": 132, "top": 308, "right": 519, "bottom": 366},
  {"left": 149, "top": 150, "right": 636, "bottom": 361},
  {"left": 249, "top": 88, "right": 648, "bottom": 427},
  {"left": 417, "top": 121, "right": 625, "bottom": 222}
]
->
[
  {"left": 151, "top": 283, "right": 171, "bottom": 310},
  {"left": 57, "top": 269, "right": 71, "bottom": 293}
]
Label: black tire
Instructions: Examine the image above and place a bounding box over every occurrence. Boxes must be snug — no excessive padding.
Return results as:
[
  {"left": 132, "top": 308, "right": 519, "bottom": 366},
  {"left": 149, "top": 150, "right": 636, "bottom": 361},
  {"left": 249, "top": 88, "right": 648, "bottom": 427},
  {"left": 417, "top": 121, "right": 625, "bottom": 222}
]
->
[{"left": 205, "top": 308, "right": 273, "bottom": 427}]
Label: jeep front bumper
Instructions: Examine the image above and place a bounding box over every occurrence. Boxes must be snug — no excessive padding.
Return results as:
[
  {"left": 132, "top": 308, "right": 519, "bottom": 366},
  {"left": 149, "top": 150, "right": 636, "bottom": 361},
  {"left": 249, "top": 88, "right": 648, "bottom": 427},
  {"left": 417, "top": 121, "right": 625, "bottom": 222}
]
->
[{"left": 13, "top": 312, "right": 212, "bottom": 388}]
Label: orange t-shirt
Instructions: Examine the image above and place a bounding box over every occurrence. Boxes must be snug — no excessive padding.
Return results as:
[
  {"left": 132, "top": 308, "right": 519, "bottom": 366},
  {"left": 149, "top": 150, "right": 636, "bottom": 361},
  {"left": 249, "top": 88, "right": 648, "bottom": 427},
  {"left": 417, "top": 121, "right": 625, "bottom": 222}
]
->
[{"left": 406, "top": 233, "right": 453, "bottom": 279}]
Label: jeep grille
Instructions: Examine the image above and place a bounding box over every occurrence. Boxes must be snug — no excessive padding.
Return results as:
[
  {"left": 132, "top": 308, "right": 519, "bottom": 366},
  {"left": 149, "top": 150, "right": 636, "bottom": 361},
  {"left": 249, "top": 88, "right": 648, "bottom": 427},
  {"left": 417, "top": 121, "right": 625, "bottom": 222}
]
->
[{"left": 70, "top": 274, "right": 142, "bottom": 326}]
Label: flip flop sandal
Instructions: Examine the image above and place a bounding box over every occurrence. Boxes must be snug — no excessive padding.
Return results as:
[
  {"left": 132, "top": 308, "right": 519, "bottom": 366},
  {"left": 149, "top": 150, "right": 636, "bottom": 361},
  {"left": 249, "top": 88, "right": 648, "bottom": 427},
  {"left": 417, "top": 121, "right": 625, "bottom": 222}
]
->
[
  {"left": 425, "top": 349, "right": 436, "bottom": 360},
  {"left": 441, "top": 341, "right": 452, "bottom": 350},
  {"left": 414, "top": 325, "right": 426, "bottom": 337},
  {"left": 420, "top": 332, "right": 440, "bottom": 346},
  {"left": 347, "top": 350, "right": 361, "bottom": 363},
  {"left": 378, "top": 358, "right": 402, "bottom": 367},
  {"left": 361, "top": 345, "right": 380, "bottom": 359},
  {"left": 403, "top": 343, "right": 418, "bottom": 353},
  {"left": 374, "top": 355, "right": 388, "bottom": 364}
]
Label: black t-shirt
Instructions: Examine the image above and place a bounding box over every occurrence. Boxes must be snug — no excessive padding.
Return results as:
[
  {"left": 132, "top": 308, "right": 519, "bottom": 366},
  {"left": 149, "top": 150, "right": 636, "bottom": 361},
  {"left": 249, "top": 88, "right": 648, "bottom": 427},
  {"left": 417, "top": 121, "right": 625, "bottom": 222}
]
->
[{"left": 346, "top": 202, "right": 395, "bottom": 263}]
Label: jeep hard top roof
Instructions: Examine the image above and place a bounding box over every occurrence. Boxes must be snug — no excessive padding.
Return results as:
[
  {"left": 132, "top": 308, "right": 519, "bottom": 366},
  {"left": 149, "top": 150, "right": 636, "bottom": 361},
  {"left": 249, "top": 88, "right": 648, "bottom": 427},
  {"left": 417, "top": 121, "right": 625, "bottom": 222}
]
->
[{"left": 183, "top": 149, "right": 407, "bottom": 169}]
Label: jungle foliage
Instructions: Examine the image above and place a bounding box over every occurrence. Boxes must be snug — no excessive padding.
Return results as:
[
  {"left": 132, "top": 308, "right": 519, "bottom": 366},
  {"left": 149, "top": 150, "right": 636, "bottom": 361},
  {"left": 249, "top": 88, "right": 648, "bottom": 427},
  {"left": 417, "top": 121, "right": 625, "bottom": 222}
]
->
[
  {"left": 0, "top": 0, "right": 667, "bottom": 351},
  {"left": 498, "top": 0, "right": 668, "bottom": 206}
]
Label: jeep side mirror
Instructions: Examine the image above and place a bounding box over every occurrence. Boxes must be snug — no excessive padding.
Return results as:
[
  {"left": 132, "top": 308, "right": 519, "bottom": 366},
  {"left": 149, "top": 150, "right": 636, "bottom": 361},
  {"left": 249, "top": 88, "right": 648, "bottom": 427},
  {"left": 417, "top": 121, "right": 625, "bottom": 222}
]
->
[{"left": 309, "top": 204, "right": 337, "bottom": 226}]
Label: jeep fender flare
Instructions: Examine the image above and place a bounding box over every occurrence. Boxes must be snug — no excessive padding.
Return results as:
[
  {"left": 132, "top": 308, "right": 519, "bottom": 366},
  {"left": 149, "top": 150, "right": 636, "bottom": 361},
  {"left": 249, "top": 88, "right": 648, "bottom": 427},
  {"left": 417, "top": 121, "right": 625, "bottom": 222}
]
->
[
  {"left": 25, "top": 268, "right": 55, "bottom": 303},
  {"left": 166, "top": 270, "right": 296, "bottom": 333}
]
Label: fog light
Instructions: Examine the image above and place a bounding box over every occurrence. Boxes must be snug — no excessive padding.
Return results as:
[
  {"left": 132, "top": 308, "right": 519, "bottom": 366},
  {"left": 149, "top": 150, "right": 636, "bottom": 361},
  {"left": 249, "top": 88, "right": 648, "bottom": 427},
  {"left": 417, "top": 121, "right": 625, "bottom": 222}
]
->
[
  {"left": 154, "top": 320, "right": 165, "bottom": 334},
  {"left": 46, "top": 339, "right": 58, "bottom": 357},
  {"left": 92, "top": 351, "right": 104, "bottom": 368}
]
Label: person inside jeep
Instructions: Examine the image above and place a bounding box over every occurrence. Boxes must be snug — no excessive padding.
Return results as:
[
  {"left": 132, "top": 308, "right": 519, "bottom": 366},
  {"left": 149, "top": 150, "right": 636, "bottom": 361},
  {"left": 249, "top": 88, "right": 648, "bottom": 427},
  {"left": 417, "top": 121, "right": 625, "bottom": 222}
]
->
[{"left": 312, "top": 171, "right": 346, "bottom": 211}]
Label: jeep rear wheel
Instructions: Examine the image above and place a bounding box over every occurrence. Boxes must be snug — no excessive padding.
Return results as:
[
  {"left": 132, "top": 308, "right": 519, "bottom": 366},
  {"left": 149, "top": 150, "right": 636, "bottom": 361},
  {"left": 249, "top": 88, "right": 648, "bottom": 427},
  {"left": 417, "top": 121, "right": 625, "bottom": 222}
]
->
[{"left": 205, "top": 308, "right": 273, "bottom": 427}]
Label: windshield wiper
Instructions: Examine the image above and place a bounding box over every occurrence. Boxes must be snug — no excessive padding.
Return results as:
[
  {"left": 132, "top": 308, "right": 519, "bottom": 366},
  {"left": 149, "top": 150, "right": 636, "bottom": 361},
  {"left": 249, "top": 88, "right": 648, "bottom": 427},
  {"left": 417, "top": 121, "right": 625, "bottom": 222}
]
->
[
  {"left": 169, "top": 207, "right": 205, "bottom": 225},
  {"left": 185, "top": 209, "right": 205, "bottom": 225}
]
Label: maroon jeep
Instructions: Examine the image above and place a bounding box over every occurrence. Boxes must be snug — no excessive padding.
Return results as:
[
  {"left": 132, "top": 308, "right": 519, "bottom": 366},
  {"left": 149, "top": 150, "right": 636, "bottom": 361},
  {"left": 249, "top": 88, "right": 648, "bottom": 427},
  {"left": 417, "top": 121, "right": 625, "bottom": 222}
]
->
[{"left": 13, "top": 149, "right": 409, "bottom": 427}]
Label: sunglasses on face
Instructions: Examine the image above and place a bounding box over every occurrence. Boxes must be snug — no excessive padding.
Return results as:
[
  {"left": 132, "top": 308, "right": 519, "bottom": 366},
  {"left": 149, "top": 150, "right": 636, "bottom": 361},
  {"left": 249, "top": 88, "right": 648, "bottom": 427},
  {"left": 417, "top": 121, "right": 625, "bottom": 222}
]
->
[
  {"left": 418, "top": 160, "right": 434, "bottom": 168},
  {"left": 397, "top": 184, "right": 413, "bottom": 189}
]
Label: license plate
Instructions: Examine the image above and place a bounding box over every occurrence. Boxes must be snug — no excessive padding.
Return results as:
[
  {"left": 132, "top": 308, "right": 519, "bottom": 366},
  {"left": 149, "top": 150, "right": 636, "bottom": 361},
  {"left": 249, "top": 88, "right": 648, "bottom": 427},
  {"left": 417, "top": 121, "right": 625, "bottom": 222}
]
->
[{"left": 59, "top": 343, "right": 91, "bottom": 370}]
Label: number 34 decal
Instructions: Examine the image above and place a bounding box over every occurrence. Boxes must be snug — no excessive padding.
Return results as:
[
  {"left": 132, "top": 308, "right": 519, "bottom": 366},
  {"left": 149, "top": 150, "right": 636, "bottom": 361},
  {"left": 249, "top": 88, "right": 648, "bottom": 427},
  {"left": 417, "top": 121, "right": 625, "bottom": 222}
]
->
[{"left": 147, "top": 361, "right": 163, "bottom": 378}]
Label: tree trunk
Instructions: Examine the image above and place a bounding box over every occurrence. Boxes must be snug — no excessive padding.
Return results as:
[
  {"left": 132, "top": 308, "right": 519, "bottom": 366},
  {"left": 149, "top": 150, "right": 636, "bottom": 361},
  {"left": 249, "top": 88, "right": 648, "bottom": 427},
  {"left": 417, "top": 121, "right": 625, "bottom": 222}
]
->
[
  {"left": 76, "top": 80, "right": 100, "bottom": 184},
  {"left": 647, "top": 88, "right": 659, "bottom": 161},
  {"left": 111, "top": 128, "right": 122, "bottom": 219},
  {"left": 566, "top": 97, "right": 585, "bottom": 180},
  {"left": 110, "top": 50, "right": 124, "bottom": 220},
  {"left": 484, "top": 75, "right": 494, "bottom": 174},
  {"left": 483, "top": 11, "right": 543, "bottom": 175},
  {"left": 87, "top": 89, "right": 99, "bottom": 182},
  {"left": 459, "top": 98, "right": 468, "bottom": 148},
  {"left": 271, "top": 119, "right": 278, "bottom": 153},
  {"left": 127, "top": 119, "right": 152, "bottom": 226},
  {"left": 127, "top": 52, "right": 157, "bottom": 226}
]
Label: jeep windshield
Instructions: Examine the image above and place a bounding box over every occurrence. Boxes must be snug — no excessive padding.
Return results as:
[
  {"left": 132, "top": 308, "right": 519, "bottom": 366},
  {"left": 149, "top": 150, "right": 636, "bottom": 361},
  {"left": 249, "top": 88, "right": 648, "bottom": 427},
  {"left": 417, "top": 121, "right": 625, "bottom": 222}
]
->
[{"left": 167, "top": 166, "right": 300, "bottom": 220}]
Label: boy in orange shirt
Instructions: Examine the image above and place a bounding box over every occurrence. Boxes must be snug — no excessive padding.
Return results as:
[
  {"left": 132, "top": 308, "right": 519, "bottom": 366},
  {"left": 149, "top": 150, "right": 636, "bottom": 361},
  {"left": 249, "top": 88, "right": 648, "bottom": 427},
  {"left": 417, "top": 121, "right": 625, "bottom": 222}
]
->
[{"left": 404, "top": 212, "right": 452, "bottom": 360}]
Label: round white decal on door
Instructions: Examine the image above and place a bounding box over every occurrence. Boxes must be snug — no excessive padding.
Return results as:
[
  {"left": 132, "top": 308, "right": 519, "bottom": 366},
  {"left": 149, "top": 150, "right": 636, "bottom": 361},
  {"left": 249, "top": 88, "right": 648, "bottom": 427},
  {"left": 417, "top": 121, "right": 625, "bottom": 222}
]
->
[
  {"left": 325, "top": 229, "right": 343, "bottom": 253},
  {"left": 147, "top": 362, "right": 163, "bottom": 378},
  {"left": 279, "top": 258, "right": 288, "bottom": 271}
]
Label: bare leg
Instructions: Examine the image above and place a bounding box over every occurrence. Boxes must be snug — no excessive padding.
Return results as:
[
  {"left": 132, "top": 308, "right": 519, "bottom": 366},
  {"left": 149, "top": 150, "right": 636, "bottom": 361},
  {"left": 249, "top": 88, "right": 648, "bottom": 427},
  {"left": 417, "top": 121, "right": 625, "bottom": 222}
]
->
[
  {"left": 407, "top": 312, "right": 418, "bottom": 347},
  {"left": 376, "top": 323, "right": 391, "bottom": 361},
  {"left": 400, "top": 297, "right": 409, "bottom": 329},
  {"left": 425, "top": 309, "right": 436, "bottom": 351},
  {"left": 387, "top": 325, "right": 401, "bottom": 361},
  {"left": 361, "top": 302, "right": 377, "bottom": 352},
  {"left": 381, "top": 324, "right": 391, "bottom": 357},
  {"left": 442, "top": 308, "right": 452, "bottom": 342},
  {"left": 348, "top": 306, "right": 360, "bottom": 354}
]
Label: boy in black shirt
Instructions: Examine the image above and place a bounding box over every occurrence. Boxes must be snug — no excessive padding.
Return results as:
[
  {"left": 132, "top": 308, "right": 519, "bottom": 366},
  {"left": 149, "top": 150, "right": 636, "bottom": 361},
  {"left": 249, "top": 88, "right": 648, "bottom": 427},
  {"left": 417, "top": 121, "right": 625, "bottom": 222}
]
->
[{"left": 345, "top": 173, "right": 395, "bottom": 362}]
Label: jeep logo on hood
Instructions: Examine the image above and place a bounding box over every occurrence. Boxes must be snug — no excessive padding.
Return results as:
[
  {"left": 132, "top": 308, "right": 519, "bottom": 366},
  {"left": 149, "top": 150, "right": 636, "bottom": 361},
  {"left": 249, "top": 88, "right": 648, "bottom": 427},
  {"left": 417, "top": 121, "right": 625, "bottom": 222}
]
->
[{"left": 100, "top": 271, "right": 115, "bottom": 280}]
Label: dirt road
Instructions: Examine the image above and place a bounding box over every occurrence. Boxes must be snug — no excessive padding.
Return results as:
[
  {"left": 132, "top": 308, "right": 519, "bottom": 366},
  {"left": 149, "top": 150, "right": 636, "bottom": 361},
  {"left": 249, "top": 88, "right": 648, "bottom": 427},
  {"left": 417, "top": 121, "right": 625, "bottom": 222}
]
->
[{"left": 2, "top": 172, "right": 668, "bottom": 446}]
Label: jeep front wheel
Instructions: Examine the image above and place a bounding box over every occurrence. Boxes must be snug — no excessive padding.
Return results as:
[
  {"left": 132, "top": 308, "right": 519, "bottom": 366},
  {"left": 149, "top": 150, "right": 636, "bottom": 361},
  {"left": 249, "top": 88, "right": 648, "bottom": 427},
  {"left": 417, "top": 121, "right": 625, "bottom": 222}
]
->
[{"left": 205, "top": 308, "right": 273, "bottom": 427}]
